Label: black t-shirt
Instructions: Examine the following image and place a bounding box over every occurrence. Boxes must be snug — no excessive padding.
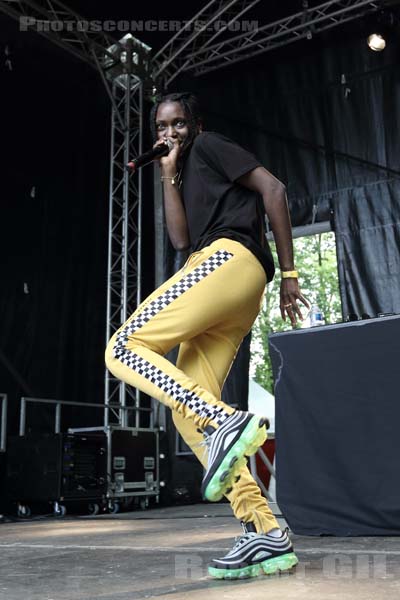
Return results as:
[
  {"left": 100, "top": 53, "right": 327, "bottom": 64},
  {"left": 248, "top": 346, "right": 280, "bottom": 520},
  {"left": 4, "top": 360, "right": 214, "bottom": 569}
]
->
[{"left": 181, "top": 131, "right": 275, "bottom": 282}]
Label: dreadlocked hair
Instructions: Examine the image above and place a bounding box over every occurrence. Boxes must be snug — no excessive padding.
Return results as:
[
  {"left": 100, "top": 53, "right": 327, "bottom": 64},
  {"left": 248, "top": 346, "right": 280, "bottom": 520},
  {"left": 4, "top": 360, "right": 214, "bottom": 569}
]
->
[{"left": 150, "top": 92, "right": 203, "bottom": 163}]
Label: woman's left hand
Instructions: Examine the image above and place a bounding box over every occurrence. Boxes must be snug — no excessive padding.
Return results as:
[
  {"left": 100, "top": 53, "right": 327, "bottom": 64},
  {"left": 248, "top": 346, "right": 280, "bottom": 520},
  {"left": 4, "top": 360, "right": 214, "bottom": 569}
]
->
[{"left": 280, "top": 278, "right": 310, "bottom": 327}]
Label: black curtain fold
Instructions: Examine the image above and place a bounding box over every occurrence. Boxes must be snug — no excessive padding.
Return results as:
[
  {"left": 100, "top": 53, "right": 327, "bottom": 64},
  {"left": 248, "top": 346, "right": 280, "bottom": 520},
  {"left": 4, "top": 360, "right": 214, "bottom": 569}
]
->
[{"left": 334, "top": 179, "right": 400, "bottom": 318}]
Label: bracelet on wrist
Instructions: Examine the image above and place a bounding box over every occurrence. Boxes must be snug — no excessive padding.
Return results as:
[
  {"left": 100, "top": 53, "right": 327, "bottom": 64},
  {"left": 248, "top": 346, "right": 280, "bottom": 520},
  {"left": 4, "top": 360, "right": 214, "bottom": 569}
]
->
[
  {"left": 161, "top": 173, "right": 179, "bottom": 185},
  {"left": 281, "top": 270, "right": 298, "bottom": 279}
]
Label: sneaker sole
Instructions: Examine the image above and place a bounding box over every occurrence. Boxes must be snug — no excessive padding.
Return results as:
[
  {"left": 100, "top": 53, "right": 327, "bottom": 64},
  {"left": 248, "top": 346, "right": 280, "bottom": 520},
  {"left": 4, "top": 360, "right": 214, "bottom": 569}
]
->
[
  {"left": 208, "top": 552, "right": 299, "bottom": 580},
  {"left": 203, "top": 416, "right": 268, "bottom": 502}
]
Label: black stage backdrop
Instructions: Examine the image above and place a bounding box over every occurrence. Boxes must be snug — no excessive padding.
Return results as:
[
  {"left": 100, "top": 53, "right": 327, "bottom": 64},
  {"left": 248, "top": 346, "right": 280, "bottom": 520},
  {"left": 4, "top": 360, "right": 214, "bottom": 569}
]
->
[
  {"left": 2, "top": 20, "right": 400, "bottom": 437},
  {"left": 334, "top": 179, "right": 400, "bottom": 318},
  {"left": 183, "top": 33, "right": 400, "bottom": 225},
  {"left": 1, "top": 37, "right": 109, "bottom": 433}
]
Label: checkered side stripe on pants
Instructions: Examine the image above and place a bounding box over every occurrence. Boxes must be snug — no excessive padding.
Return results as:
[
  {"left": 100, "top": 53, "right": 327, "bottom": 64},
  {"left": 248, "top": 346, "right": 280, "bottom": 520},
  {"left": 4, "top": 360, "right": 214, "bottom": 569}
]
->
[
  {"left": 112, "top": 249, "right": 234, "bottom": 425},
  {"left": 114, "top": 249, "right": 234, "bottom": 352},
  {"left": 113, "top": 352, "right": 229, "bottom": 426}
]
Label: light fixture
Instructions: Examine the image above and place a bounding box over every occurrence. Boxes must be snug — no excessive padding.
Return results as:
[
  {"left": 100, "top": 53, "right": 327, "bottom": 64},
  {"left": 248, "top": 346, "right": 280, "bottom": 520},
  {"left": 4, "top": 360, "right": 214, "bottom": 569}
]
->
[{"left": 367, "top": 33, "right": 386, "bottom": 51}]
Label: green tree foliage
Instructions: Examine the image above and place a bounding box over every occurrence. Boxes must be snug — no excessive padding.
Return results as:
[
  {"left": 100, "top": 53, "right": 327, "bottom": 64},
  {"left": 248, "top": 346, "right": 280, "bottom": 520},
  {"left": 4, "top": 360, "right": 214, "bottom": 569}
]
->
[{"left": 250, "top": 232, "right": 342, "bottom": 393}]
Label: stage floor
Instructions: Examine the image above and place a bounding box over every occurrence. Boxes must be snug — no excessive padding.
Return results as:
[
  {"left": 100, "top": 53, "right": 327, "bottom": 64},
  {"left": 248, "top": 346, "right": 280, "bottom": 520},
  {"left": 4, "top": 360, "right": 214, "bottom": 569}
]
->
[{"left": 0, "top": 503, "right": 400, "bottom": 600}]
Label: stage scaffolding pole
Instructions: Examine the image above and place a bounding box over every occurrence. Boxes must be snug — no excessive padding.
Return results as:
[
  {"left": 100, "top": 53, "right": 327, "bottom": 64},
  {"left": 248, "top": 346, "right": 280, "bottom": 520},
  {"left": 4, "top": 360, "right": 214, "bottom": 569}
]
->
[{"left": 103, "top": 35, "right": 150, "bottom": 428}]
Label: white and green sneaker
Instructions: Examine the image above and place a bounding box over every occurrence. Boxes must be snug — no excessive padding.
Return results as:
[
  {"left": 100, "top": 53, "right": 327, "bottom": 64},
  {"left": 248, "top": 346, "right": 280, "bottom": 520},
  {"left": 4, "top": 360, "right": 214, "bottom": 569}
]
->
[
  {"left": 201, "top": 411, "right": 269, "bottom": 502},
  {"left": 208, "top": 524, "right": 298, "bottom": 579}
]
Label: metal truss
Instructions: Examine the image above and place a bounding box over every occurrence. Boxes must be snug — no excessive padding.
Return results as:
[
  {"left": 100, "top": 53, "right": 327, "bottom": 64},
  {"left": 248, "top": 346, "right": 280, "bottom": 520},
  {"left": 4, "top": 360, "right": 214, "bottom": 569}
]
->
[
  {"left": 151, "top": 0, "right": 261, "bottom": 87},
  {"left": 174, "top": 0, "right": 382, "bottom": 76},
  {"left": 0, "top": 0, "right": 120, "bottom": 69},
  {"left": 105, "top": 74, "right": 144, "bottom": 428}
]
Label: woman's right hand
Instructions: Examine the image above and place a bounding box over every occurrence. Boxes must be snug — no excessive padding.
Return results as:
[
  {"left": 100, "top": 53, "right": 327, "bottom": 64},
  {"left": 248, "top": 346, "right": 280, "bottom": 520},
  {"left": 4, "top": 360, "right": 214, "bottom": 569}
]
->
[{"left": 153, "top": 137, "right": 181, "bottom": 176}]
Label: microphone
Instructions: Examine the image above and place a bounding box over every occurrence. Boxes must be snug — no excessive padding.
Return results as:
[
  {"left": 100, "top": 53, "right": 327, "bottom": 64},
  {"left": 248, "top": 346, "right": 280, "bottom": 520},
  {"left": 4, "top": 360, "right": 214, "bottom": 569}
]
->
[{"left": 126, "top": 139, "right": 174, "bottom": 172}]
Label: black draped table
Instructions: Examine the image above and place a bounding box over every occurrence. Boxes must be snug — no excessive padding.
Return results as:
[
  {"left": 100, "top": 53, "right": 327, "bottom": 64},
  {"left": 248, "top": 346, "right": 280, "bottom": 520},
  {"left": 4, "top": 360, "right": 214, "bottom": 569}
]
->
[{"left": 269, "top": 315, "right": 400, "bottom": 536}]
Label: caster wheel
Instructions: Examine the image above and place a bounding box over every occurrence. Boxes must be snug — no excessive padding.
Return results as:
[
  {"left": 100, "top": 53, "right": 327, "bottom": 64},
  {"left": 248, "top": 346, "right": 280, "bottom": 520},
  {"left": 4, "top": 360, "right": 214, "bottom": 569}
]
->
[
  {"left": 108, "top": 501, "right": 120, "bottom": 514},
  {"left": 54, "top": 503, "right": 67, "bottom": 517},
  {"left": 17, "top": 504, "right": 31, "bottom": 518},
  {"left": 88, "top": 503, "right": 100, "bottom": 516},
  {"left": 139, "top": 498, "right": 149, "bottom": 511}
]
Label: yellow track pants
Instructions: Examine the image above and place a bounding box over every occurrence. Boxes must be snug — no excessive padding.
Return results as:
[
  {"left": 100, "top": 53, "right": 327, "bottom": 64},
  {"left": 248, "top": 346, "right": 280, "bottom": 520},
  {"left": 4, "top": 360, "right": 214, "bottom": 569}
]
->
[{"left": 105, "top": 238, "right": 279, "bottom": 533}]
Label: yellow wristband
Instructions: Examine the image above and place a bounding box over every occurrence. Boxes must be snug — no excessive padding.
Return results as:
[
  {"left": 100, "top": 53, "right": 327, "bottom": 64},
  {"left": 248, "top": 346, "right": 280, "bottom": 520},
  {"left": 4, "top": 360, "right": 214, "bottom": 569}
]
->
[{"left": 281, "top": 270, "right": 298, "bottom": 279}]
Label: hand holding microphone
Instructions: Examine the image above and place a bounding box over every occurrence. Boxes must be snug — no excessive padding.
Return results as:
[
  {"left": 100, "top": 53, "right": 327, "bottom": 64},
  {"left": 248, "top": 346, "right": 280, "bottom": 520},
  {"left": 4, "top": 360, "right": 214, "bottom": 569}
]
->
[
  {"left": 156, "top": 137, "right": 182, "bottom": 177},
  {"left": 126, "top": 138, "right": 177, "bottom": 173},
  {"left": 126, "top": 138, "right": 174, "bottom": 172}
]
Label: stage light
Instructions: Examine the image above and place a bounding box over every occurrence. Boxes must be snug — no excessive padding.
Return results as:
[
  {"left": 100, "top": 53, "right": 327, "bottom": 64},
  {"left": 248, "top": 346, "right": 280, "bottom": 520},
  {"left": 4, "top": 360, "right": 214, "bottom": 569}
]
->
[{"left": 367, "top": 33, "right": 386, "bottom": 51}]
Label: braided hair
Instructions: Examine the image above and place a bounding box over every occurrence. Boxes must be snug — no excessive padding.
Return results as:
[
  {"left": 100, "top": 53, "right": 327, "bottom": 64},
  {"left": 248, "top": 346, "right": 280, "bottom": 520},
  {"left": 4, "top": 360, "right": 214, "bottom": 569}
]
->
[{"left": 149, "top": 92, "right": 203, "bottom": 162}]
